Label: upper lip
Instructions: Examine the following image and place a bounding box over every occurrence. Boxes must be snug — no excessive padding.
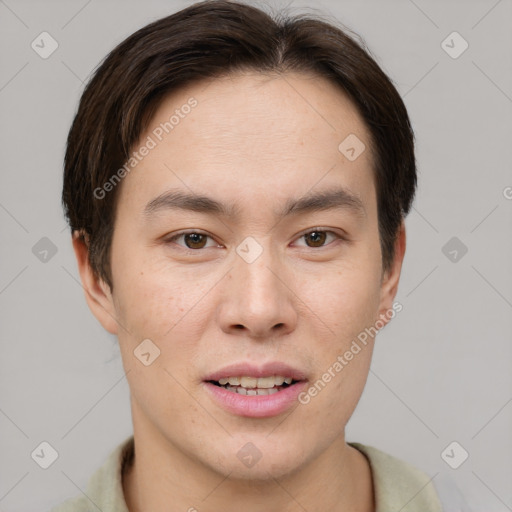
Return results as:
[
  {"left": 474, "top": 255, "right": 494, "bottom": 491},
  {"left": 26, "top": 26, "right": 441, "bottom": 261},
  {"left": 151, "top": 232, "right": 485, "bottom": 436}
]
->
[{"left": 204, "top": 362, "right": 307, "bottom": 382}]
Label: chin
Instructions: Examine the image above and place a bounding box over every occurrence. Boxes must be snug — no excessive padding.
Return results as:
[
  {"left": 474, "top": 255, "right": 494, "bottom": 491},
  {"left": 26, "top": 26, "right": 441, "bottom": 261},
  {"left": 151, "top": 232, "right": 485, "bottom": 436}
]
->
[
  {"left": 217, "top": 459, "right": 304, "bottom": 482},
  {"left": 205, "top": 437, "right": 310, "bottom": 482}
]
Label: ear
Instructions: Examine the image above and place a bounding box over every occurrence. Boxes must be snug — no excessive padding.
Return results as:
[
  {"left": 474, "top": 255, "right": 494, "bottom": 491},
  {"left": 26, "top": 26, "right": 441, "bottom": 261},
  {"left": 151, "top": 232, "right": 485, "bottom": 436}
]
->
[
  {"left": 376, "top": 222, "right": 406, "bottom": 326},
  {"left": 72, "top": 231, "right": 119, "bottom": 334}
]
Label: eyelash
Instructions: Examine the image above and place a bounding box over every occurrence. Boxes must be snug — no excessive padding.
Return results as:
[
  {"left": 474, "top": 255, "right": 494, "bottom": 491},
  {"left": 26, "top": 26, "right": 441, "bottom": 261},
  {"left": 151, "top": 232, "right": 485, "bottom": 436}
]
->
[{"left": 164, "top": 228, "right": 346, "bottom": 253}]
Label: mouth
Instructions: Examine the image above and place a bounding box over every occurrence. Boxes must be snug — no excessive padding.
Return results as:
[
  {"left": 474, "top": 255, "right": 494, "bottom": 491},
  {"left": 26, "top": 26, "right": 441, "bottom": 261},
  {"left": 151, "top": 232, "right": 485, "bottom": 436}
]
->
[
  {"left": 207, "top": 375, "right": 302, "bottom": 396},
  {"left": 202, "top": 363, "right": 308, "bottom": 418}
]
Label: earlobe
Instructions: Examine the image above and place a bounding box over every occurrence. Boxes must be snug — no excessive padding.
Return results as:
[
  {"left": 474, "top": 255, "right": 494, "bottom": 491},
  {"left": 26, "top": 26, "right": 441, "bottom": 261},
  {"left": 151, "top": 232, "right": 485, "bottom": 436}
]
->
[
  {"left": 71, "top": 231, "right": 119, "bottom": 335},
  {"left": 377, "top": 223, "right": 406, "bottom": 326}
]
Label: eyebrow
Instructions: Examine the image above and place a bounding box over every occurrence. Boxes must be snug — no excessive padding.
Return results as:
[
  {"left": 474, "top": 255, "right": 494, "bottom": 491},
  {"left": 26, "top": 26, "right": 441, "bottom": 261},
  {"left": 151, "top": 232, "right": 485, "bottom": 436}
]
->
[{"left": 143, "top": 186, "right": 366, "bottom": 220}]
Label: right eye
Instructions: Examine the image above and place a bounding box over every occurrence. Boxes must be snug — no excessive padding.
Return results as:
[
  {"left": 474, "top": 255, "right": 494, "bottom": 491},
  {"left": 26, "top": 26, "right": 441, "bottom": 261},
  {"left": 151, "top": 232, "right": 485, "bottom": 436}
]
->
[{"left": 164, "top": 230, "right": 221, "bottom": 251}]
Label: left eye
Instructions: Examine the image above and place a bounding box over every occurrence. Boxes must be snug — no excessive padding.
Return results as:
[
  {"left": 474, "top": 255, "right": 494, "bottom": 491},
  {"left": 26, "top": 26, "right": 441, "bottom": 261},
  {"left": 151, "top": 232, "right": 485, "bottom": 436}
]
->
[
  {"left": 293, "top": 229, "right": 341, "bottom": 248},
  {"left": 166, "top": 229, "right": 341, "bottom": 250}
]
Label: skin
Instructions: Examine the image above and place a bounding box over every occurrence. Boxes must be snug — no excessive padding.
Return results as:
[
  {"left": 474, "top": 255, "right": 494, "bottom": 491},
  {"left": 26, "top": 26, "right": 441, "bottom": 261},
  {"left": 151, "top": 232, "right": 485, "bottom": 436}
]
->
[{"left": 73, "top": 71, "right": 406, "bottom": 512}]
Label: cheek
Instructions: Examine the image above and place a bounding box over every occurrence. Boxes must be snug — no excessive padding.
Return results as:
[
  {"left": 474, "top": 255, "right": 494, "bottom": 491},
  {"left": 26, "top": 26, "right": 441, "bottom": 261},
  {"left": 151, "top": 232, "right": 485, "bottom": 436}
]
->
[
  {"left": 111, "top": 251, "right": 202, "bottom": 338},
  {"left": 302, "top": 257, "right": 382, "bottom": 342},
  {"left": 110, "top": 254, "right": 222, "bottom": 387},
  {"left": 297, "top": 273, "right": 378, "bottom": 436}
]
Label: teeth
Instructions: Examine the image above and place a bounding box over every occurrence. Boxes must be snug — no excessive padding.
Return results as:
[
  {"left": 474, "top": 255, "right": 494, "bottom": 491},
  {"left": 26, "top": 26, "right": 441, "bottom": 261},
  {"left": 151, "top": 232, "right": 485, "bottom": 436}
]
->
[
  {"left": 216, "top": 375, "right": 295, "bottom": 389},
  {"left": 253, "top": 376, "right": 274, "bottom": 388},
  {"left": 257, "top": 388, "right": 279, "bottom": 395},
  {"left": 240, "top": 377, "right": 258, "bottom": 388},
  {"left": 225, "top": 386, "right": 281, "bottom": 396},
  {"left": 218, "top": 377, "right": 240, "bottom": 386}
]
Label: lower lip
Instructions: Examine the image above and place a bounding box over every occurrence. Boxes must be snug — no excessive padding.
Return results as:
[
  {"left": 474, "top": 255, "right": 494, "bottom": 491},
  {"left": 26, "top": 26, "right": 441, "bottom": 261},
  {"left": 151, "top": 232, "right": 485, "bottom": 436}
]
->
[{"left": 203, "top": 381, "right": 308, "bottom": 418}]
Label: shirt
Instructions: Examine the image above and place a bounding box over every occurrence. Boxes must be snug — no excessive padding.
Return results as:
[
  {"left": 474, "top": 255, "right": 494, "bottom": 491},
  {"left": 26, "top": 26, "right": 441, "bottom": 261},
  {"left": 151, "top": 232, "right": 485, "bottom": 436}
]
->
[{"left": 50, "top": 436, "right": 470, "bottom": 511}]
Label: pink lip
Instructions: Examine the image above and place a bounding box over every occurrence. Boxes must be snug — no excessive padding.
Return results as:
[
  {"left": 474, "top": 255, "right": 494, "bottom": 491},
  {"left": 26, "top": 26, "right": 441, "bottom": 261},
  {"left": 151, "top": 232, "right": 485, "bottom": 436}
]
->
[
  {"left": 203, "top": 361, "right": 308, "bottom": 418},
  {"left": 203, "top": 380, "right": 308, "bottom": 418},
  {"left": 204, "top": 361, "right": 307, "bottom": 381}
]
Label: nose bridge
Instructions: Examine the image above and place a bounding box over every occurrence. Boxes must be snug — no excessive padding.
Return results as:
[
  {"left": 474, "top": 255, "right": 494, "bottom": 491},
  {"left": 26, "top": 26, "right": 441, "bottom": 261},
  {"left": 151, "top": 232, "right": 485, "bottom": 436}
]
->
[
  {"left": 220, "top": 235, "right": 296, "bottom": 336},
  {"left": 235, "top": 235, "right": 282, "bottom": 303}
]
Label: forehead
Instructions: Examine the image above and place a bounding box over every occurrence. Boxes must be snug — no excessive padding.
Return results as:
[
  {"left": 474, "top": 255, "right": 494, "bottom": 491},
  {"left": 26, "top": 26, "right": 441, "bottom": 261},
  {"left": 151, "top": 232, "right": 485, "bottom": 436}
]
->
[{"left": 118, "top": 71, "right": 375, "bottom": 217}]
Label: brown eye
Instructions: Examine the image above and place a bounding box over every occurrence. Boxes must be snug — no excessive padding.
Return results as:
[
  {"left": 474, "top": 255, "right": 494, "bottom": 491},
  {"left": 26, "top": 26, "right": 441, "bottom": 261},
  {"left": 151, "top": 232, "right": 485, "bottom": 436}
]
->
[
  {"left": 166, "top": 231, "right": 215, "bottom": 250},
  {"left": 294, "top": 229, "right": 343, "bottom": 249},
  {"left": 304, "top": 230, "right": 327, "bottom": 247},
  {"left": 183, "top": 232, "right": 207, "bottom": 249}
]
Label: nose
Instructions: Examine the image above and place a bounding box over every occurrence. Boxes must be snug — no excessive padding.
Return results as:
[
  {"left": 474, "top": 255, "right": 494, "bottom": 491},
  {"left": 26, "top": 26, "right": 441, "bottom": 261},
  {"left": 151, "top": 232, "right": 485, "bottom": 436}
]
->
[{"left": 217, "top": 243, "right": 298, "bottom": 339}]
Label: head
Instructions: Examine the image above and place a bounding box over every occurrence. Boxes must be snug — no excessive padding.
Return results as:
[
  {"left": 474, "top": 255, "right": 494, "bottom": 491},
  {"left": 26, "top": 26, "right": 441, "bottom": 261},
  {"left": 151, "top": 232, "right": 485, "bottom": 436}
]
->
[{"left": 64, "top": 0, "right": 415, "bottom": 481}]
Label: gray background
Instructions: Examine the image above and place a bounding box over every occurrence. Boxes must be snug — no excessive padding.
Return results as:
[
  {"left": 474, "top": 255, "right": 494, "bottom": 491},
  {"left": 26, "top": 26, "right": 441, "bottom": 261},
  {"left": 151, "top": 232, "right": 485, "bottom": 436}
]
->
[{"left": 0, "top": 0, "right": 511, "bottom": 510}]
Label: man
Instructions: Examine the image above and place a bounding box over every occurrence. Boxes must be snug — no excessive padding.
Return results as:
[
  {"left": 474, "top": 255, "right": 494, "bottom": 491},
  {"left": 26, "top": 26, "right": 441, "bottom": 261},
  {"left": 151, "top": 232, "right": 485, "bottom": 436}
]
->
[{"left": 54, "top": 1, "right": 469, "bottom": 510}]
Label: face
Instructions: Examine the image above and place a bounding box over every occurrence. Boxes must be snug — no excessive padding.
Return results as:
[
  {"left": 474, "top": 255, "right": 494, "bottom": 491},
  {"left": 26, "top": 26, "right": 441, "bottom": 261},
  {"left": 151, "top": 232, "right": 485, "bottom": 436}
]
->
[{"left": 77, "top": 71, "right": 404, "bottom": 481}]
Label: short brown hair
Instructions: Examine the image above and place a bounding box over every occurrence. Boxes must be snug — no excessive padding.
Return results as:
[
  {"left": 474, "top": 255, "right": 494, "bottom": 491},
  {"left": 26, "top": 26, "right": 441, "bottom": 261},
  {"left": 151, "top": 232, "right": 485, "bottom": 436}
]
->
[{"left": 62, "top": 0, "right": 416, "bottom": 291}]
